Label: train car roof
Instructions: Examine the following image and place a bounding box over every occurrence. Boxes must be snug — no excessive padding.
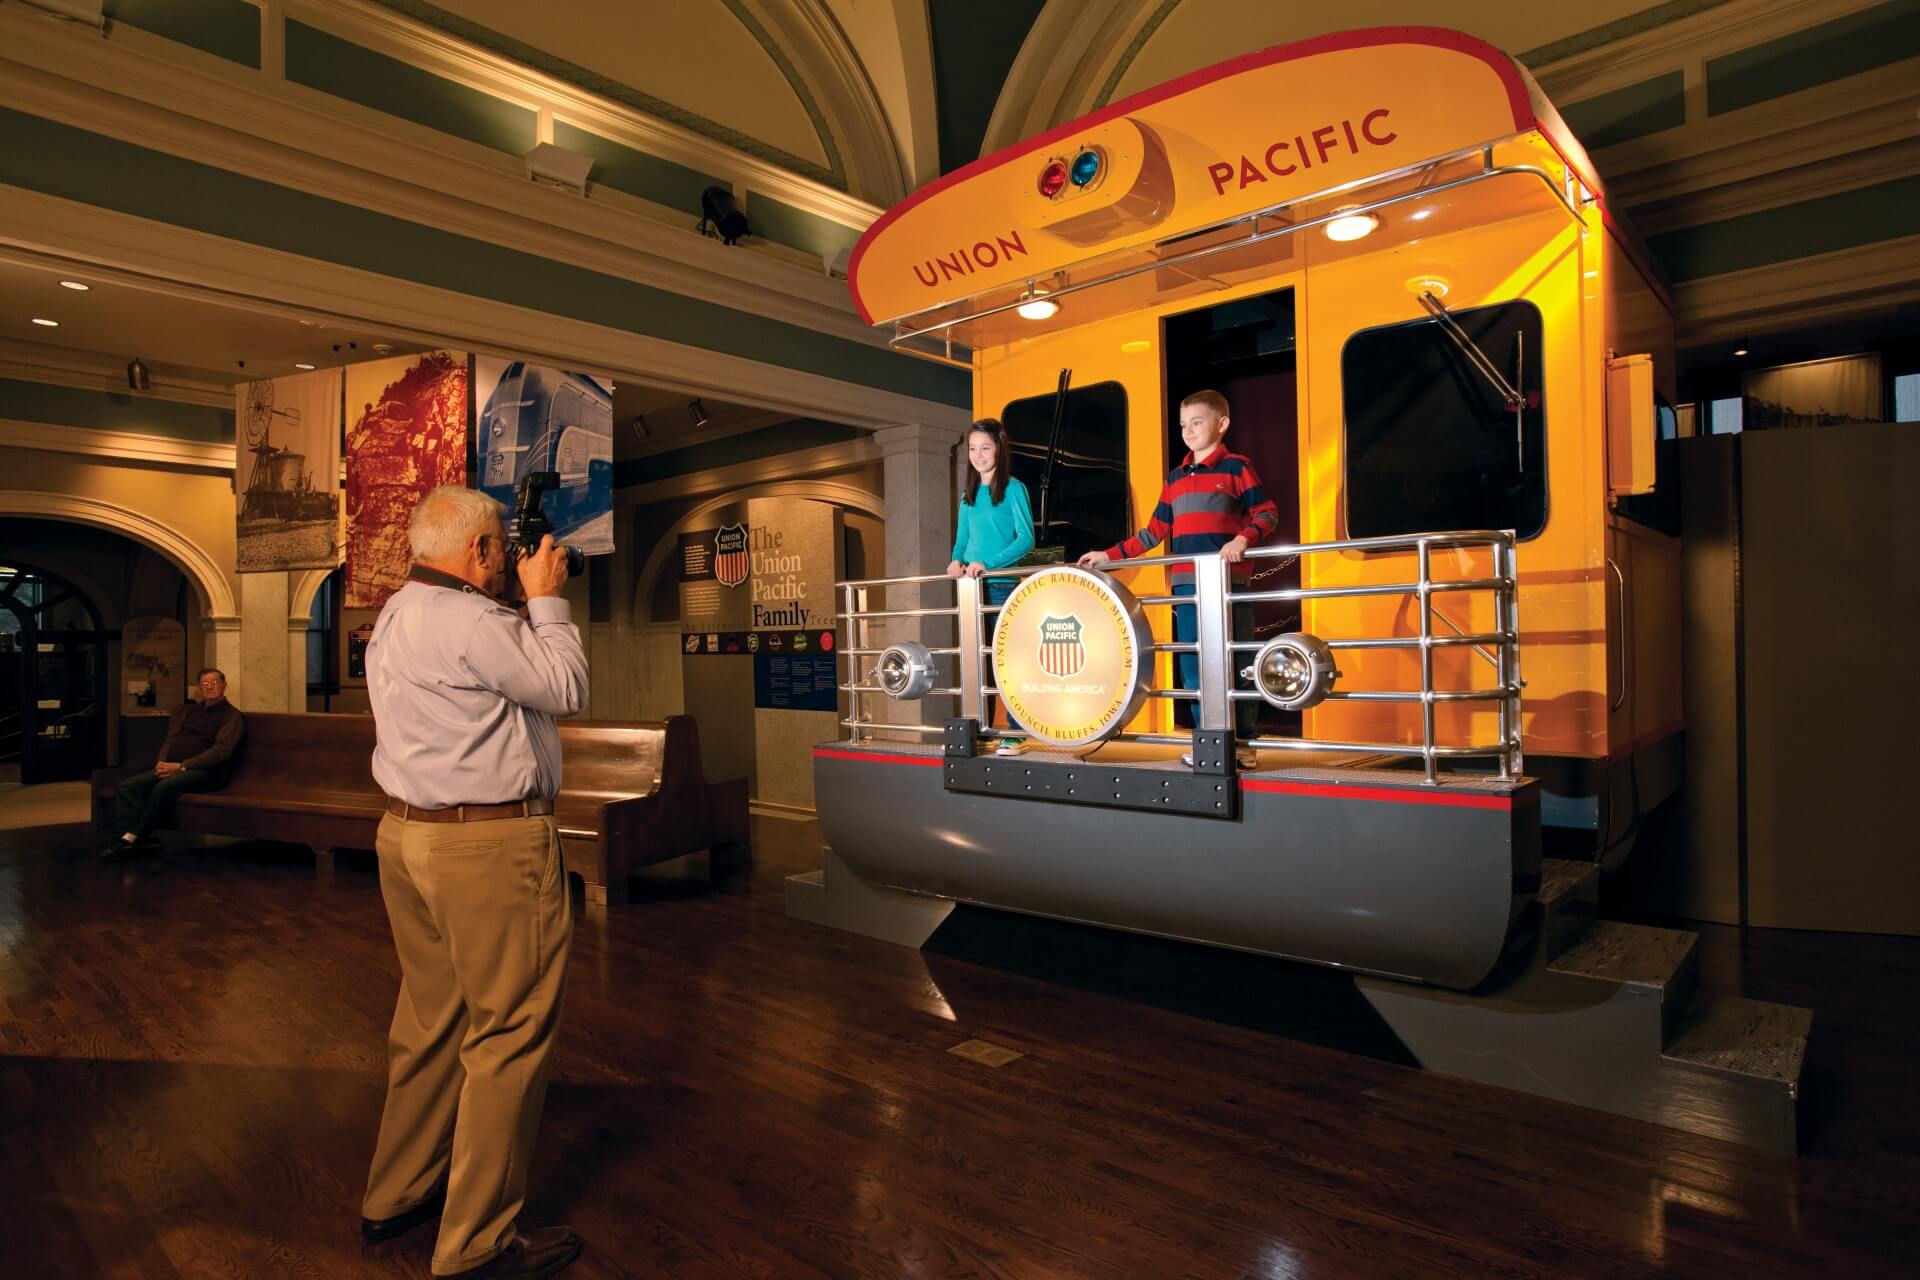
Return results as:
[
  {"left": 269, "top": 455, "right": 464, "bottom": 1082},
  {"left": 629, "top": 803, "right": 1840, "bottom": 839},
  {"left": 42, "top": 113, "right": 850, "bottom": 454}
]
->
[{"left": 849, "top": 26, "right": 1623, "bottom": 329}]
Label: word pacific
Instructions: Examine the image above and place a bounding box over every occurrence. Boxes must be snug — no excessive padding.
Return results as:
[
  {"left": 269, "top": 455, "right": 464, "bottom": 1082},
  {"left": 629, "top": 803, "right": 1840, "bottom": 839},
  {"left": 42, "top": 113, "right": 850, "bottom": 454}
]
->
[{"left": 1205, "top": 109, "right": 1397, "bottom": 195}]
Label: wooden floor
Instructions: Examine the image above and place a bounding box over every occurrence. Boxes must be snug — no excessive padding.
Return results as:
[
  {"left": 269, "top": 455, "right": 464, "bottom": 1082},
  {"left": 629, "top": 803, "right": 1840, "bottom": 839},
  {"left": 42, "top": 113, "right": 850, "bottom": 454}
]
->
[{"left": 2, "top": 812, "right": 1917, "bottom": 1279}]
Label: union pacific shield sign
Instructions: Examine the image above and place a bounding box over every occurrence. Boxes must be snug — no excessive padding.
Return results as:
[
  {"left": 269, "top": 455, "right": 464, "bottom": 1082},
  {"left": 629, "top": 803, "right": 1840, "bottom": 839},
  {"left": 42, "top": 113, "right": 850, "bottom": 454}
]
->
[{"left": 714, "top": 523, "right": 749, "bottom": 589}]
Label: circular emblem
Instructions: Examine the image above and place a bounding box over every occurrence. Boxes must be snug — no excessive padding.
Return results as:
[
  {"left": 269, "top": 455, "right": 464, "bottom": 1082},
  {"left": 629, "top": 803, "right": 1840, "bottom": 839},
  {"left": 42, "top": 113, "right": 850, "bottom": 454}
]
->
[{"left": 991, "top": 566, "right": 1151, "bottom": 747}]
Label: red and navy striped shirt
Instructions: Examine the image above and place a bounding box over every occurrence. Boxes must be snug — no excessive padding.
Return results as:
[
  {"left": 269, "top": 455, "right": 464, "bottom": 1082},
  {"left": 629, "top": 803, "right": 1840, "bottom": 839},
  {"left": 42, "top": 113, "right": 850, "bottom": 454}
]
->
[{"left": 1102, "top": 447, "right": 1280, "bottom": 583}]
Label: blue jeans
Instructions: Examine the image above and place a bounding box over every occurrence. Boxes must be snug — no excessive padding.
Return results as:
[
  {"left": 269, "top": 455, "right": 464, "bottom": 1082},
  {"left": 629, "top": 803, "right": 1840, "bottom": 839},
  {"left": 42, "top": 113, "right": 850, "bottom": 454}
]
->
[
  {"left": 1172, "top": 582, "right": 1258, "bottom": 738},
  {"left": 984, "top": 577, "right": 1015, "bottom": 606}
]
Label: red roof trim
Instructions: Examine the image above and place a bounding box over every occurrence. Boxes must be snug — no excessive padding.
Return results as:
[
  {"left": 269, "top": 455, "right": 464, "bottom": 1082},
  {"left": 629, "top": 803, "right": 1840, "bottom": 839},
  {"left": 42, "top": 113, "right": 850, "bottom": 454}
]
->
[
  {"left": 1241, "top": 777, "right": 1514, "bottom": 810},
  {"left": 847, "top": 26, "right": 1537, "bottom": 324}
]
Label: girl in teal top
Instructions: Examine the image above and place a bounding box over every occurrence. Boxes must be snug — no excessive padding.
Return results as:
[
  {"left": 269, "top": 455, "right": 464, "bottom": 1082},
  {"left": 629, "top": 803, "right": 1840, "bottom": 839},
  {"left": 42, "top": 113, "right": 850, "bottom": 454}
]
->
[{"left": 947, "top": 418, "right": 1035, "bottom": 607}]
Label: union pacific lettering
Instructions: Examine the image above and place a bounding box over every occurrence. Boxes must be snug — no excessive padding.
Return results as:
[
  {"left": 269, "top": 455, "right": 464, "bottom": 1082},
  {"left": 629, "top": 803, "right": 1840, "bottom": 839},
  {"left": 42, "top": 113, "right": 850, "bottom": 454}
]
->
[
  {"left": 912, "top": 231, "right": 1030, "bottom": 288},
  {"left": 1205, "top": 108, "right": 1398, "bottom": 196}
]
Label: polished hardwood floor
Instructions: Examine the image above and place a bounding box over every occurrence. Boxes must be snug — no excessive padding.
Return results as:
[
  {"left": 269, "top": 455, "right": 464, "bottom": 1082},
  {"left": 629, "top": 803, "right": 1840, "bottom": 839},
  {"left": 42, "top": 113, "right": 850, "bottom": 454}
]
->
[{"left": 2, "top": 809, "right": 1916, "bottom": 1279}]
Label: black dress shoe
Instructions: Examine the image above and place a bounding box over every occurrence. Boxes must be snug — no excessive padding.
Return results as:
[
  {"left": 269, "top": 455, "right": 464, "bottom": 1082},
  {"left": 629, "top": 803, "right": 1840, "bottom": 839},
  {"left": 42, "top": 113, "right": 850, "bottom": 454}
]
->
[
  {"left": 360, "top": 1187, "right": 446, "bottom": 1242},
  {"left": 100, "top": 840, "right": 158, "bottom": 862},
  {"left": 446, "top": 1227, "right": 582, "bottom": 1278}
]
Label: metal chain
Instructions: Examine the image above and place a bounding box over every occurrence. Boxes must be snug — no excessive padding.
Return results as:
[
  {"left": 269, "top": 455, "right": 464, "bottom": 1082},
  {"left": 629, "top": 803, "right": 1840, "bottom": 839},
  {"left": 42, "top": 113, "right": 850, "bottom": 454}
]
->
[{"left": 1245, "top": 553, "right": 1298, "bottom": 582}]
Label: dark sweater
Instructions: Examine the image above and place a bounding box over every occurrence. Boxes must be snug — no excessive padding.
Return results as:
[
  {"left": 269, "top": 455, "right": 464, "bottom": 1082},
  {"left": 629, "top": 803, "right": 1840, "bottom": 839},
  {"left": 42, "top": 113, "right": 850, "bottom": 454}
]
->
[{"left": 159, "top": 699, "right": 245, "bottom": 770}]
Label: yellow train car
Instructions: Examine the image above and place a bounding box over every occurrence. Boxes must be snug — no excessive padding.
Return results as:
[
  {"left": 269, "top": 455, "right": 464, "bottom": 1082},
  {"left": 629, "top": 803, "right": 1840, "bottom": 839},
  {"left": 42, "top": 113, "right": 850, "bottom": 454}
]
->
[{"left": 849, "top": 25, "right": 1681, "bottom": 860}]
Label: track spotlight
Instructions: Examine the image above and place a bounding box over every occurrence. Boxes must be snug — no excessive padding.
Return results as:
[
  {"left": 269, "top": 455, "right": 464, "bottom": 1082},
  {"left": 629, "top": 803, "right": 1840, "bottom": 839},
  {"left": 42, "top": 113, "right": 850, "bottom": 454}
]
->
[
  {"left": 689, "top": 399, "right": 710, "bottom": 428},
  {"left": 698, "top": 186, "right": 750, "bottom": 245},
  {"left": 631, "top": 414, "right": 650, "bottom": 441},
  {"left": 126, "top": 357, "right": 150, "bottom": 391}
]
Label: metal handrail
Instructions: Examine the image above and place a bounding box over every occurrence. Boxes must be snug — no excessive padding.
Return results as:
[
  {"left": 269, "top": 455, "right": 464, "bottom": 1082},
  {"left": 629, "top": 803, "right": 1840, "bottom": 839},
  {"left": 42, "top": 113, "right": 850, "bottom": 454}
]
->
[{"left": 835, "top": 530, "right": 1523, "bottom": 782}]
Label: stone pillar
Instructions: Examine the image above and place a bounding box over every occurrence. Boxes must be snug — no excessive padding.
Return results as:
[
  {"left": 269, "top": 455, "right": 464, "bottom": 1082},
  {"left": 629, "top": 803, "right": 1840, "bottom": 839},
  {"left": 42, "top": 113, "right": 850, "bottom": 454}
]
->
[
  {"left": 236, "top": 571, "right": 290, "bottom": 712},
  {"left": 287, "top": 615, "right": 311, "bottom": 713},
  {"left": 201, "top": 614, "right": 242, "bottom": 701},
  {"left": 872, "top": 424, "right": 956, "bottom": 731}
]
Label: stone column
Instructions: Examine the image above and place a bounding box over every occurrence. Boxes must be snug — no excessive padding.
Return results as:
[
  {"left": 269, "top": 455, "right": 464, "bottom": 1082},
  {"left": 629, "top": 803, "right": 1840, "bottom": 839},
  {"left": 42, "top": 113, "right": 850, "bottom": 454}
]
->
[
  {"left": 872, "top": 424, "right": 956, "bottom": 731},
  {"left": 287, "top": 615, "right": 311, "bottom": 713},
  {"left": 236, "top": 571, "right": 290, "bottom": 712},
  {"left": 201, "top": 615, "right": 242, "bottom": 701}
]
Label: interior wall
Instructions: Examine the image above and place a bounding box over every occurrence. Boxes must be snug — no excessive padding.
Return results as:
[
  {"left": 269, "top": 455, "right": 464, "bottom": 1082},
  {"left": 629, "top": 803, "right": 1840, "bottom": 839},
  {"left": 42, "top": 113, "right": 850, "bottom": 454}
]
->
[{"left": 1742, "top": 423, "right": 1919, "bottom": 934}]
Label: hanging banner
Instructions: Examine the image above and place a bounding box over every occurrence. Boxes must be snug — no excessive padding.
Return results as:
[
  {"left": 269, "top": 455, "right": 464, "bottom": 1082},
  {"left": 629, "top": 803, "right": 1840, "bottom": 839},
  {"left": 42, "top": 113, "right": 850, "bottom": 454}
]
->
[
  {"left": 345, "top": 351, "right": 469, "bottom": 609},
  {"left": 473, "top": 357, "right": 615, "bottom": 555},
  {"left": 234, "top": 368, "right": 343, "bottom": 572}
]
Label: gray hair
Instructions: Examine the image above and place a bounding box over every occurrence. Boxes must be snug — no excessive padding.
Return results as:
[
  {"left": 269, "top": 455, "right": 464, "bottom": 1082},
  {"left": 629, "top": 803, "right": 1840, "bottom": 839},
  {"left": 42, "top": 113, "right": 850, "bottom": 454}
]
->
[{"left": 408, "top": 486, "right": 504, "bottom": 563}]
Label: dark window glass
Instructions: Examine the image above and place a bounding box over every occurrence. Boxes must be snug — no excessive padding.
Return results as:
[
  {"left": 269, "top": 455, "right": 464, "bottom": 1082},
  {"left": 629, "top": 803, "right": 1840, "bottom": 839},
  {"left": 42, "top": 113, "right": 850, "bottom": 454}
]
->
[
  {"left": 999, "top": 380, "right": 1130, "bottom": 563},
  {"left": 1342, "top": 301, "right": 1547, "bottom": 539}
]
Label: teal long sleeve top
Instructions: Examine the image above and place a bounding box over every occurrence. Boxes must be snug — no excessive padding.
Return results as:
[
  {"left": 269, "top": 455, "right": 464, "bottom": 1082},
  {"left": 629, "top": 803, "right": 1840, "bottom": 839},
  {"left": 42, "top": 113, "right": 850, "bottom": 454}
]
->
[{"left": 951, "top": 476, "right": 1035, "bottom": 569}]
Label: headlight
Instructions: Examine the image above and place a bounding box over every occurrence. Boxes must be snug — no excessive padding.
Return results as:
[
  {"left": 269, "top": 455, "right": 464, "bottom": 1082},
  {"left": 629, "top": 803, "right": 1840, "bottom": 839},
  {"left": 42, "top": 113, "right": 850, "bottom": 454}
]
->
[
  {"left": 1246, "top": 632, "right": 1339, "bottom": 711},
  {"left": 874, "top": 641, "right": 935, "bottom": 700}
]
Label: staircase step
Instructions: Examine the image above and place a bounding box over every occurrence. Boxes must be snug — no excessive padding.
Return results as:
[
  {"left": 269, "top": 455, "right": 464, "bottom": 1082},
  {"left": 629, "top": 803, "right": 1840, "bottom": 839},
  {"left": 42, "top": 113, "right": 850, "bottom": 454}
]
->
[
  {"left": 1547, "top": 920, "right": 1698, "bottom": 991},
  {"left": 1539, "top": 857, "right": 1599, "bottom": 910},
  {"left": 1664, "top": 992, "right": 1812, "bottom": 1093}
]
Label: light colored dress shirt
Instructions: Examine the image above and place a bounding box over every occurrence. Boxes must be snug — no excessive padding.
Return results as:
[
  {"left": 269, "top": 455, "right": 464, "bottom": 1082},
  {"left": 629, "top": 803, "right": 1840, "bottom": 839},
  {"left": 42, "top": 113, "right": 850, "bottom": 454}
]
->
[{"left": 368, "top": 579, "right": 588, "bottom": 808}]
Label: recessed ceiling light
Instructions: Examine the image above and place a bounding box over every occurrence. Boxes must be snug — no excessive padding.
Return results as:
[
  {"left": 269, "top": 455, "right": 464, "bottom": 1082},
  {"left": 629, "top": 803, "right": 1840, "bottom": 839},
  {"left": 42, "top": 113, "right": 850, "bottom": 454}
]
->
[
  {"left": 294, "top": 362, "right": 316, "bottom": 370},
  {"left": 31, "top": 317, "right": 58, "bottom": 327},
  {"left": 58, "top": 280, "right": 90, "bottom": 291},
  {"left": 1732, "top": 347, "right": 1749, "bottom": 357}
]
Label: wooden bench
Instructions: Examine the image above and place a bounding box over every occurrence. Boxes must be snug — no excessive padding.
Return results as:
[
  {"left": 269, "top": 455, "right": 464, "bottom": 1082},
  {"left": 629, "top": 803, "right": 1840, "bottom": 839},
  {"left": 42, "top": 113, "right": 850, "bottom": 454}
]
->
[{"left": 91, "top": 712, "right": 749, "bottom": 906}]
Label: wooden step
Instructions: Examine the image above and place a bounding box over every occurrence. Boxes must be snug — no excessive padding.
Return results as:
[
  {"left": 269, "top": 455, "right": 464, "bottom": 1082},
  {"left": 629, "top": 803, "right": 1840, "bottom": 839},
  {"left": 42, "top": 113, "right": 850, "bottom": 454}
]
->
[
  {"left": 1538, "top": 857, "right": 1600, "bottom": 911},
  {"left": 1664, "top": 992, "right": 1812, "bottom": 1094}
]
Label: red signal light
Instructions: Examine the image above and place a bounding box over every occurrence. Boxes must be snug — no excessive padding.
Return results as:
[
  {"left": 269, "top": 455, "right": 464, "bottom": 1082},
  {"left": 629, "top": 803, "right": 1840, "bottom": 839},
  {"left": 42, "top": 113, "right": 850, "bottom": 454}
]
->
[{"left": 1038, "top": 160, "right": 1069, "bottom": 198}]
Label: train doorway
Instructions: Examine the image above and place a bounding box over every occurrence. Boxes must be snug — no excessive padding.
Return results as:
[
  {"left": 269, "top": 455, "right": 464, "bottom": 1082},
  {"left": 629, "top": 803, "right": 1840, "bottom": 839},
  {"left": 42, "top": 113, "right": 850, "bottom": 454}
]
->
[
  {"left": 1163, "top": 288, "right": 1301, "bottom": 736},
  {"left": 0, "top": 564, "right": 110, "bottom": 784}
]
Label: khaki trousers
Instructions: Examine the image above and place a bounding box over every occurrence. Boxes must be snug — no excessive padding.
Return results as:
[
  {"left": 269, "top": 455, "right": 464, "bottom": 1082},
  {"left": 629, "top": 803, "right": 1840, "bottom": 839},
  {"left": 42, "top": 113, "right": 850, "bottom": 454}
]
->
[{"left": 362, "top": 811, "right": 572, "bottom": 1275}]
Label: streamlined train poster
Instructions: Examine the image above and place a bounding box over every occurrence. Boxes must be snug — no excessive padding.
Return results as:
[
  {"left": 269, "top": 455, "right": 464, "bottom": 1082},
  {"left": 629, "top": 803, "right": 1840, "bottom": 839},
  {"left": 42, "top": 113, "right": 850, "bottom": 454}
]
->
[{"left": 473, "top": 357, "right": 615, "bottom": 556}]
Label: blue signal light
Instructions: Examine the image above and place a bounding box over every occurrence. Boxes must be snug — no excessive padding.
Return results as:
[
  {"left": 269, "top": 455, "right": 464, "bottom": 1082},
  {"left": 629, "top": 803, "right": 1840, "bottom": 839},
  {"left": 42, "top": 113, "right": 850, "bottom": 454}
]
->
[{"left": 1069, "top": 149, "right": 1102, "bottom": 187}]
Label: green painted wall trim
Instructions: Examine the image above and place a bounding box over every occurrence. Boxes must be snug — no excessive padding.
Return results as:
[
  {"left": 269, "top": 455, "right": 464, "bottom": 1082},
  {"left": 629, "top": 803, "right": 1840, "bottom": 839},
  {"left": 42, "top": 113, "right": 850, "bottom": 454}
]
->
[
  {"left": 747, "top": 193, "right": 861, "bottom": 261},
  {"left": 1707, "top": 1, "right": 1920, "bottom": 117},
  {"left": 1646, "top": 174, "right": 1920, "bottom": 281},
  {"left": 1559, "top": 70, "right": 1686, "bottom": 150},
  {"left": 105, "top": 0, "right": 260, "bottom": 69},
  {"left": 616, "top": 419, "right": 864, "bottom": 489},
  {"left": 932, "top": 0, "right": 1049, "bottom": 171},
  {"left": 553, "top": 121, "right": 728, "bottom": 215},
  {"left": 0, "top": 377, "right": 234, "bottom": 444},
  {"left": 0, "top": 108, "right": 966, "bottom": 408},
  {"left": 364, "top": 0, "right": 844, "bottom": 189},
  {"left": 286, "top": 20, "right": 535, "bottom": 156},
  {"left": 1518, "top": 0, "right": 1732, "bottom": 66}
]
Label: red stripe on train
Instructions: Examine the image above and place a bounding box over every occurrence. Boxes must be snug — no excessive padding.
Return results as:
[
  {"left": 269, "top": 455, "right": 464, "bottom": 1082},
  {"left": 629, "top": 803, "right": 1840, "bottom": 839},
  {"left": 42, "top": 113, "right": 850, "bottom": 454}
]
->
[{"left": 1240, "top": 778, "right": 1513, "bottom": 810}]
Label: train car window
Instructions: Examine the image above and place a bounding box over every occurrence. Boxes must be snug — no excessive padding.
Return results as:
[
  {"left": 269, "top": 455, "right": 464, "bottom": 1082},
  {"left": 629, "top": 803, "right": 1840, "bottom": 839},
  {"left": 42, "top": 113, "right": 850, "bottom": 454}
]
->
[
  {"left": 1342, "top": 300, "right": 1547, "bottom": 540},
  {"left": 999, "top": 381, "right": 1131, "bottom": 563}
]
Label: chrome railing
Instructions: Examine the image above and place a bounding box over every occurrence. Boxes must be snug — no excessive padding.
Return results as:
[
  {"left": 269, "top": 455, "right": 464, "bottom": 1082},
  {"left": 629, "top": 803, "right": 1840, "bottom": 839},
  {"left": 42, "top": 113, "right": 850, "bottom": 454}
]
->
[{"left": 835, "top": 530, "right": 1523, "bottom": 783}]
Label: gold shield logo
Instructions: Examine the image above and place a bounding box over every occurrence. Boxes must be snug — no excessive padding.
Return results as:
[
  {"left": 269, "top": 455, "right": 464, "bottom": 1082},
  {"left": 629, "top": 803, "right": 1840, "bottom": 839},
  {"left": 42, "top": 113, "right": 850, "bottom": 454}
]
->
[{"left": 991, "top": 567, "right": 1150, "bottom": 747}]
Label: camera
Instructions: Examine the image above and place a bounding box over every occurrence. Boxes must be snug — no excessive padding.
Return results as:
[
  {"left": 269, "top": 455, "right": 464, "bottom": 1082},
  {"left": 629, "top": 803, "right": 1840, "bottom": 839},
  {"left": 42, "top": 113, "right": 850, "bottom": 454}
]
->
[{"left": 507, "top": 471, "right": 586, "bottom": 580}]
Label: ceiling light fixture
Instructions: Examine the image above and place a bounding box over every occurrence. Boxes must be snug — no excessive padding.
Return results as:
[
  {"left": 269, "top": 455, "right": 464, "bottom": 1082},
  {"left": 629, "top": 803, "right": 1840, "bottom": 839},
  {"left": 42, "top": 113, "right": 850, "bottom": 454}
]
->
[
  {"left": 1324, "top": 209, "right": 1380, "bottom": 242},
  {"left": 31, "top": 317, "right": 58, "bottom": 327},
  {"left": 631, "top": 414, "right": 650, "bottom": 441},
  {"left": 126, "top": 357, "right": 150, "bottom": 391},
  {"left": 58, "top": 280, "right": 90, "bottom": 291},
  {"left": 294, "top": 362, "right": 316, "bottom": 370},
  {"left": 1732, "top": 345, "right": 1750, "bottom": 357},
  {"left": 689, "top": 399, "right": 710, "bottom": 428}
]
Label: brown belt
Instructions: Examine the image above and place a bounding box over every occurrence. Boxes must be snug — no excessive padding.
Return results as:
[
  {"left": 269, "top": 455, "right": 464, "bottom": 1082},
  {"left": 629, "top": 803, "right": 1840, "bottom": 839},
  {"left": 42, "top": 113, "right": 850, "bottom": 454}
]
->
[{"left": 385, "top": 797, "right": 554, "bottom": 823}]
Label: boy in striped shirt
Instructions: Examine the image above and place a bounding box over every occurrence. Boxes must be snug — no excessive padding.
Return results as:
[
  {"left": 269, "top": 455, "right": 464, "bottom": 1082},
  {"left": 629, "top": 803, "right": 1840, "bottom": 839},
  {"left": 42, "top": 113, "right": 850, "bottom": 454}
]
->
[{"left": 1079, "top": 390, "right": 1279, "bottom": 765}]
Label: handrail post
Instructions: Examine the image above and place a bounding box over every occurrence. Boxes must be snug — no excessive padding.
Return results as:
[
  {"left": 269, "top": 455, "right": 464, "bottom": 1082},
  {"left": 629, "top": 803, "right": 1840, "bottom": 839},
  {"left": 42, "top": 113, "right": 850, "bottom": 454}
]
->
[
  {"left": 842, "top": 582, "right": 861, "bottom": 742},
  {"left": 1417, "top": 539, "right": 1437, "bottom": 784},
  {"left": 955, "top": 575, "right": 985, "bottom": 725},
  {"left": 1193, "top": 555, "right": 1233, "bottom": 735}
]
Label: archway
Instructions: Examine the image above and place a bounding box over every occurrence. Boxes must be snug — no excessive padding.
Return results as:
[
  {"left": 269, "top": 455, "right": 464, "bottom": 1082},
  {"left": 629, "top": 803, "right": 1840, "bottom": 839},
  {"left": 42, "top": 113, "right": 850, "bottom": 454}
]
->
[{"left": 0, "top": 492, "right": 236, "bottom": 618}]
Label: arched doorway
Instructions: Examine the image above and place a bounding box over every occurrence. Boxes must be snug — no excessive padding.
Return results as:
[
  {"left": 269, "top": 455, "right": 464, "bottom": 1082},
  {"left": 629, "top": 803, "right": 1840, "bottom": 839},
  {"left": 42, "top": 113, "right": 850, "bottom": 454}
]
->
[{"left": 0, "top": 563, "right": 111, "bottom": 783}]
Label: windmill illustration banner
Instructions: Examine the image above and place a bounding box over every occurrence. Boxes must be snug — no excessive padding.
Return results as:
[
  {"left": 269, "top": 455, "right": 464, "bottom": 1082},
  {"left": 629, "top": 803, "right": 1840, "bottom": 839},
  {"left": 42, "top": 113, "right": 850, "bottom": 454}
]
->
[
  {"left": 234, "top": 368, "right": 344, "bottom": 573},
  {"left": 345, "top": 352, "right": 470, "bottom": 609}
]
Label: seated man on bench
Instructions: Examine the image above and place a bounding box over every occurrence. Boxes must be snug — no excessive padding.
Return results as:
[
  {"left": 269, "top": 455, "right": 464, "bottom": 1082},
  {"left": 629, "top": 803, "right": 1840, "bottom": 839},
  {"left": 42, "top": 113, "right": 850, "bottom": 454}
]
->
[{"left": 102, "top": 667, "right": 246, "bottom": 861}]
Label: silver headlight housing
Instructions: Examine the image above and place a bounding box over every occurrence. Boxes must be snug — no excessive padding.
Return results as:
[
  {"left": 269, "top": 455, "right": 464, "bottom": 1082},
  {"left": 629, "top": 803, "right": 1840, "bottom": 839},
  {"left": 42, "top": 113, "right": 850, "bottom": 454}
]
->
[
  {"left": 1248, "top": 632, "right": 1339, "bottom": 711},
  {"left": 874, "top": 641, "right": 936, "bottom": 700}
]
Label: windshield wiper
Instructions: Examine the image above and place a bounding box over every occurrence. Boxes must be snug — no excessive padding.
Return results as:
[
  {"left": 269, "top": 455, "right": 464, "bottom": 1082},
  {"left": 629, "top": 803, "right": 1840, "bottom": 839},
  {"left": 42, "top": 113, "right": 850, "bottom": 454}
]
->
[{"left": 1417, "top": 290, "right": 1528, "bottom": 471}]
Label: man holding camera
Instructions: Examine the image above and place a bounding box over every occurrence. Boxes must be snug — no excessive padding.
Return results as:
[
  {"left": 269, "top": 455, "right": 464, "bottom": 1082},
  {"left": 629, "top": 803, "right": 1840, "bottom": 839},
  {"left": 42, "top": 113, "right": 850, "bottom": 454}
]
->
[{"left": 359, "top": 485, "right": 588, "bottom": 1279}]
